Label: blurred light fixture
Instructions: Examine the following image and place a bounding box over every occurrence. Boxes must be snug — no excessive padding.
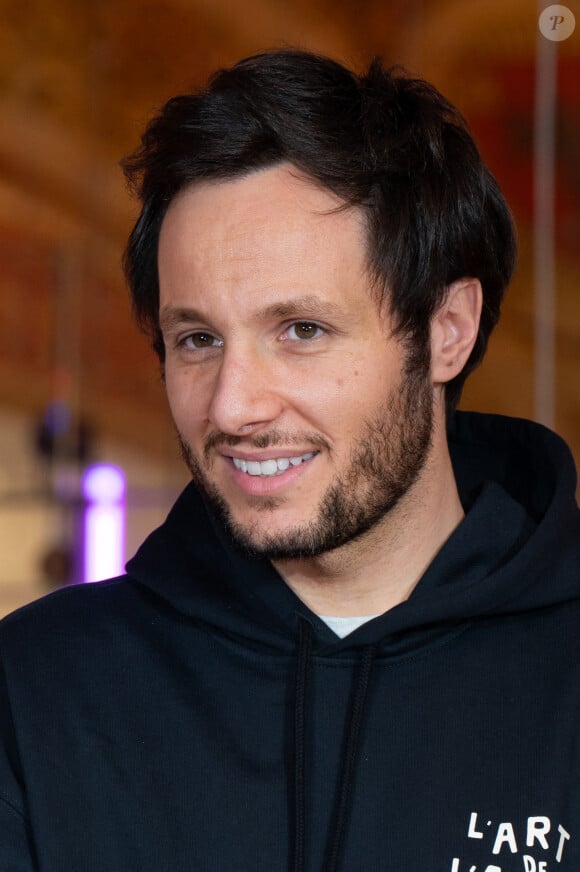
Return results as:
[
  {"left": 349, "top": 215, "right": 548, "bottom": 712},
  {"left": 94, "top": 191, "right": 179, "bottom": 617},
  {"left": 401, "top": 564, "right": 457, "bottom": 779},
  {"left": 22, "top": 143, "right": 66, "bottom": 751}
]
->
[{"left": 82, "top": 464, "right": 126, "bottom": 583}]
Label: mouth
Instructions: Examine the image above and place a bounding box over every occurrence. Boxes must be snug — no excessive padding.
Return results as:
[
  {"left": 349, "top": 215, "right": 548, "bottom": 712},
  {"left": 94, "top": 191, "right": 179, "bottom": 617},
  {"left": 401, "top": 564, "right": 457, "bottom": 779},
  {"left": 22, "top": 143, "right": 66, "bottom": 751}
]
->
[{"left": 231, "top": 452, "right": 317, "bottom": 477}]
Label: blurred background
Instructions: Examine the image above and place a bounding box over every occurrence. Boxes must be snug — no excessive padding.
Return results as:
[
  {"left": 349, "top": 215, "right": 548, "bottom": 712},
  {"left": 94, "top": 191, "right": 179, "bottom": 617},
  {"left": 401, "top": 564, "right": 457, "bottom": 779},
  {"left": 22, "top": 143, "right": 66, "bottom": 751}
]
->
[{"left": 0, "top": 0, "right": 578, "bottom": 616}]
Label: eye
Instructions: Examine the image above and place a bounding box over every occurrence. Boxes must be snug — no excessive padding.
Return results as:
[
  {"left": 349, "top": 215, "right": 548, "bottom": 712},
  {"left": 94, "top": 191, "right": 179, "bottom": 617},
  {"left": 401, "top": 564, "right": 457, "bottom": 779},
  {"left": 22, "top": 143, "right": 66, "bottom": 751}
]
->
[
  {"left": 181, "top": 332, "right": 223, "bottom": 349},
  {"left": 285, "top": 322, "right": 324, "bottom": 341}
]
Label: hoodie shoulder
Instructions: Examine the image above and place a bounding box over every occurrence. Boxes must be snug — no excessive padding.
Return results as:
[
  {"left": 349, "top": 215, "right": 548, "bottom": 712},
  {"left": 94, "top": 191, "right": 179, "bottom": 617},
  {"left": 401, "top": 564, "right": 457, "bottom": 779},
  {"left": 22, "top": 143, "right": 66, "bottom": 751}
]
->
[{"left": 0, "top": 578, "right": 144, "bottom": 654}]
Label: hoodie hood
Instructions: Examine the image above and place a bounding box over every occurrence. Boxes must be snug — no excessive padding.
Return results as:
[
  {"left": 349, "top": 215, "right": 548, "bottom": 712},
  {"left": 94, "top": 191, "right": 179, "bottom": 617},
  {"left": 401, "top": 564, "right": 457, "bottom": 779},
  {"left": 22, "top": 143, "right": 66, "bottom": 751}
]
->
[{"left": 126, "top": 411, "right": 580, "bottom": 656}]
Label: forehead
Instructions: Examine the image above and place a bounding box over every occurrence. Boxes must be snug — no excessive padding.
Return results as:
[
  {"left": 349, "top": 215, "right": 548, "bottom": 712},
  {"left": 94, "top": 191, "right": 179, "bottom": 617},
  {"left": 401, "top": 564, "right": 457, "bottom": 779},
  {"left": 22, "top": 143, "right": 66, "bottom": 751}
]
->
[
  {"left": 156, "top": 165, "right": 391, "bottom": 341},
  {"left": 158, "top": 164, "right": 370, "bottom": 289},
  {"left": 162, "top": 163, "right": 355, "bottom": 232}
]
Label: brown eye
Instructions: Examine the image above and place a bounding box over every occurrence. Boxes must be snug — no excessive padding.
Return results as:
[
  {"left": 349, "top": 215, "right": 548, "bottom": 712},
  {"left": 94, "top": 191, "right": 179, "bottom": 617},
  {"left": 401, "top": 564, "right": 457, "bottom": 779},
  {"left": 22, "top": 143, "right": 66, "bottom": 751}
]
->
[
  {"left": 185, "top": 332, "right": 222, "bottom": 349},
  {"left": 192, "top": 333, "right": 213, "bottom": 347},
  {"left": 290, "top": 322, "right": 322, "bottom": 340}
]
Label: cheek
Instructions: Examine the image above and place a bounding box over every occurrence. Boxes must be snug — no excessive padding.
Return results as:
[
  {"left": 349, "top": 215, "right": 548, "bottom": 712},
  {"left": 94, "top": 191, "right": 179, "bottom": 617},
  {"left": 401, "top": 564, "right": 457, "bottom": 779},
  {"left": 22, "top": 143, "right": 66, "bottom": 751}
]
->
[
  {"left": 286, "top": 368, "right": 343, "bottom": 414},
  {"left": 165, "top": 370, "right": 211, "bottom": 433},
  {"left": 289, "top": 363, "right": 381, "bottom": 432}
]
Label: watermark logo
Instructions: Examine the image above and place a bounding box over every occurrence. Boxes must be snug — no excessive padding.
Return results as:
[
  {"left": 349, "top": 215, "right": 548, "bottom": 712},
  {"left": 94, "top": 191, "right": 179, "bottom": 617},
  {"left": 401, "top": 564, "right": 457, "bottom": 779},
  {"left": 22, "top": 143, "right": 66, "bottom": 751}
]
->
[{"left": 538, "top": 4, "right": 576, "bottom": 41}]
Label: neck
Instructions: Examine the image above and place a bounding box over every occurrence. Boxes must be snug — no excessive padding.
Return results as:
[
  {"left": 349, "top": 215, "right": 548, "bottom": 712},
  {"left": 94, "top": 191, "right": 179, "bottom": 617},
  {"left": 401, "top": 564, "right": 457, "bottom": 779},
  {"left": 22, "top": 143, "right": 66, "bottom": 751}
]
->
[{"left": 273, "top": 435, "right": 464, "bottom": 618}]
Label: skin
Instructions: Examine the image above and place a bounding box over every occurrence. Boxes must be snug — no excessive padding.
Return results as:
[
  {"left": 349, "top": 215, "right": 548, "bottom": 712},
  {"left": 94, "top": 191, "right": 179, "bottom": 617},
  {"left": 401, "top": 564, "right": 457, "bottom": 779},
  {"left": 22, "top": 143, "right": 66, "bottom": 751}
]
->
[{"left": 158, "top": 164, "right": 482, "bottom": 617}]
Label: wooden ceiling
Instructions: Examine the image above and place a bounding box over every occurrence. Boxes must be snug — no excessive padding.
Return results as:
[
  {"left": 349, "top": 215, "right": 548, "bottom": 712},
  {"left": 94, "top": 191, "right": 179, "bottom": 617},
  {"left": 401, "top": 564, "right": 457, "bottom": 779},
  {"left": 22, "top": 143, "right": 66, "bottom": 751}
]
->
[{"left": 0, "top": 0, "right": 578, "bottom": 467}]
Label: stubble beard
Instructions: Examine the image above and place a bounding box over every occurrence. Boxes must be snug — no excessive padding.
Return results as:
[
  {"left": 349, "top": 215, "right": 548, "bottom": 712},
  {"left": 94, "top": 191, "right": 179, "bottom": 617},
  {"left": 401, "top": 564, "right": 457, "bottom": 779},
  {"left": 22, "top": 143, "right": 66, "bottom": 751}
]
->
[{"left": 177, "top": 353, "right": 434, "bottom": 560}]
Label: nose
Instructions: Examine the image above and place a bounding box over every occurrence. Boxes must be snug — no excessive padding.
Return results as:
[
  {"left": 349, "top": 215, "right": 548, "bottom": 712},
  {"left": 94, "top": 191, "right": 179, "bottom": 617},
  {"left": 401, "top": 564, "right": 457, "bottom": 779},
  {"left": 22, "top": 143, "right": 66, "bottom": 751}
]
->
[{"left": 207, "top": 345, "right": 283, "bottom": 436}]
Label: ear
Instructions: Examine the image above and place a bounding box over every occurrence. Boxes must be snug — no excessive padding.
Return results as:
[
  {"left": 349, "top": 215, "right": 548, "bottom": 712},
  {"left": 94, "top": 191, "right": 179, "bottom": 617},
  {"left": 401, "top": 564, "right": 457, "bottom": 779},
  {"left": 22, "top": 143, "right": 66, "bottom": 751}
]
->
[{"left": 430, "top": 278, "right": 482, "bottom": 387}]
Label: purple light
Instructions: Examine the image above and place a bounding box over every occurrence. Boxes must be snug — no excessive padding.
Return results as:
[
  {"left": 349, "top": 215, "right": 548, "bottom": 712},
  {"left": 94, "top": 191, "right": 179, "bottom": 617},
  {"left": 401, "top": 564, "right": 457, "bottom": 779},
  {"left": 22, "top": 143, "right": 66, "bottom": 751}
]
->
[
  {"left": 82, "top": 464, "right": 126, "bottom": 583},
  {"left": 83, "top": 464, "right": 126, "bottom": 503}
]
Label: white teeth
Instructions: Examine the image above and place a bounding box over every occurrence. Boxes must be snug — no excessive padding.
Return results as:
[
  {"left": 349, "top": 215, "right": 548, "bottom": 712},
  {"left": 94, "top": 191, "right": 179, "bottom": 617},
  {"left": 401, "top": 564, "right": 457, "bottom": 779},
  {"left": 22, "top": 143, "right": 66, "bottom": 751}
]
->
[
  {"left": 232, "top": 452, "right": 315, "bottom": 477},
  {"left": 260, "top": 460, "right": 279, "bottom": 476}
]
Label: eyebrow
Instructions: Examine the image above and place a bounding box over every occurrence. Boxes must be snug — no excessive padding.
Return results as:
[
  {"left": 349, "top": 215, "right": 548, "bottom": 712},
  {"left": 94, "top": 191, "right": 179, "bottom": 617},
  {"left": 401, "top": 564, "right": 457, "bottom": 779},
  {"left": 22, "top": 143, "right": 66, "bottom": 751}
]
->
[
  {"left": 159, "top": 306, "right": 206, "bottom": 332},
  {"left": 254, "top": 295, "right": 344, "bottom": 321},
  {"left": 159, "top": 295, "right": 345, "bottom": 331}
]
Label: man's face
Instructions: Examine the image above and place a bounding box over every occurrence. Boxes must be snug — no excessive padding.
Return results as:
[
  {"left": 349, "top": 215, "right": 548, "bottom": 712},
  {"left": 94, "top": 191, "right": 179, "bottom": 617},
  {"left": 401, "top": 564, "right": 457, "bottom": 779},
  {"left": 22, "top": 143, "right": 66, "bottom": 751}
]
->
[{"left": 158, "top": 164, "right": 434, "bottom": 559}]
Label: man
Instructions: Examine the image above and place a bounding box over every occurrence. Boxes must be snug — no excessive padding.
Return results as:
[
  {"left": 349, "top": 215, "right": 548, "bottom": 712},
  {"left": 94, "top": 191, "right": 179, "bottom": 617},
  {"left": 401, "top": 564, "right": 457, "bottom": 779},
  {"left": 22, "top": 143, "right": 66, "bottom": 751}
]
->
[{"left": 1, "top": 50, "right": 579, "bottom": 872}]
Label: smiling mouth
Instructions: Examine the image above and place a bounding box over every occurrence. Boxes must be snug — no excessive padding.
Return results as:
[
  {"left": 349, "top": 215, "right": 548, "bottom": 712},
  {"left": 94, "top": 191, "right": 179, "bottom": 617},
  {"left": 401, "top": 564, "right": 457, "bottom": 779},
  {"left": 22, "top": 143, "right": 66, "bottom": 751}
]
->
[{"left": 232, "top": 452, "right": 316, "bottom": 477}]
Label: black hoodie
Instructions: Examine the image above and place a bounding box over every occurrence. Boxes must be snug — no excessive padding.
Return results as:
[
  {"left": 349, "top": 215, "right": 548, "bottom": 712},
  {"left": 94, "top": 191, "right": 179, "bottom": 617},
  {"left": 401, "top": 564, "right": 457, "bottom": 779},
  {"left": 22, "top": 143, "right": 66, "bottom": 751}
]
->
[{"left": 1, "top": 411, "right": 579, "bottom": 872}]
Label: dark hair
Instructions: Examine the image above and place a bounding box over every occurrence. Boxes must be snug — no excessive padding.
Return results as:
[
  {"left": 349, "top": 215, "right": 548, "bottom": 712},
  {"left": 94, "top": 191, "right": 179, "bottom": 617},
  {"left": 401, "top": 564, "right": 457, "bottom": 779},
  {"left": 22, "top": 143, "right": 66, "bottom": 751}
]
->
[{"left": 122, "top": 49, "right": 516, "bottom": 413}]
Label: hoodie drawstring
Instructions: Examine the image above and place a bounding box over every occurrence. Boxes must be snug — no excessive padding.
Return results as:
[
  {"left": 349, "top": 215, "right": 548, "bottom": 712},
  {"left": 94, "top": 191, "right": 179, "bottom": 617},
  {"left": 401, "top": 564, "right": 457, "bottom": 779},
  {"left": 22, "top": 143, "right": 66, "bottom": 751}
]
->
[{"left": 292, "top": 619, "right": 377, "bottom": 872}]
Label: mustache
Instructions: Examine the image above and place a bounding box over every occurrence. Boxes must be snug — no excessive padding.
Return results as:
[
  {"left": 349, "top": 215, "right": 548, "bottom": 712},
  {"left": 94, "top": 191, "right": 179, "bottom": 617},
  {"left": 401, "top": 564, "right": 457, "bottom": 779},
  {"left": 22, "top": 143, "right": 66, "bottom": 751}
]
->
[{"left": 203, "top": 430, "right": 331, "bottom": 461}]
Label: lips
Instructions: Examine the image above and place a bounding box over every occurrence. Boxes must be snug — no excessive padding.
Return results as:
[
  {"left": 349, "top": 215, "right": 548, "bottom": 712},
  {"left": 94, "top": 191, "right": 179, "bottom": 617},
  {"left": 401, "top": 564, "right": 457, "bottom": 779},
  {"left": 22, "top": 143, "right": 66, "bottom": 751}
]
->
[{"left": 232, "top": 452, "right": 316, "bottom": 477}]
